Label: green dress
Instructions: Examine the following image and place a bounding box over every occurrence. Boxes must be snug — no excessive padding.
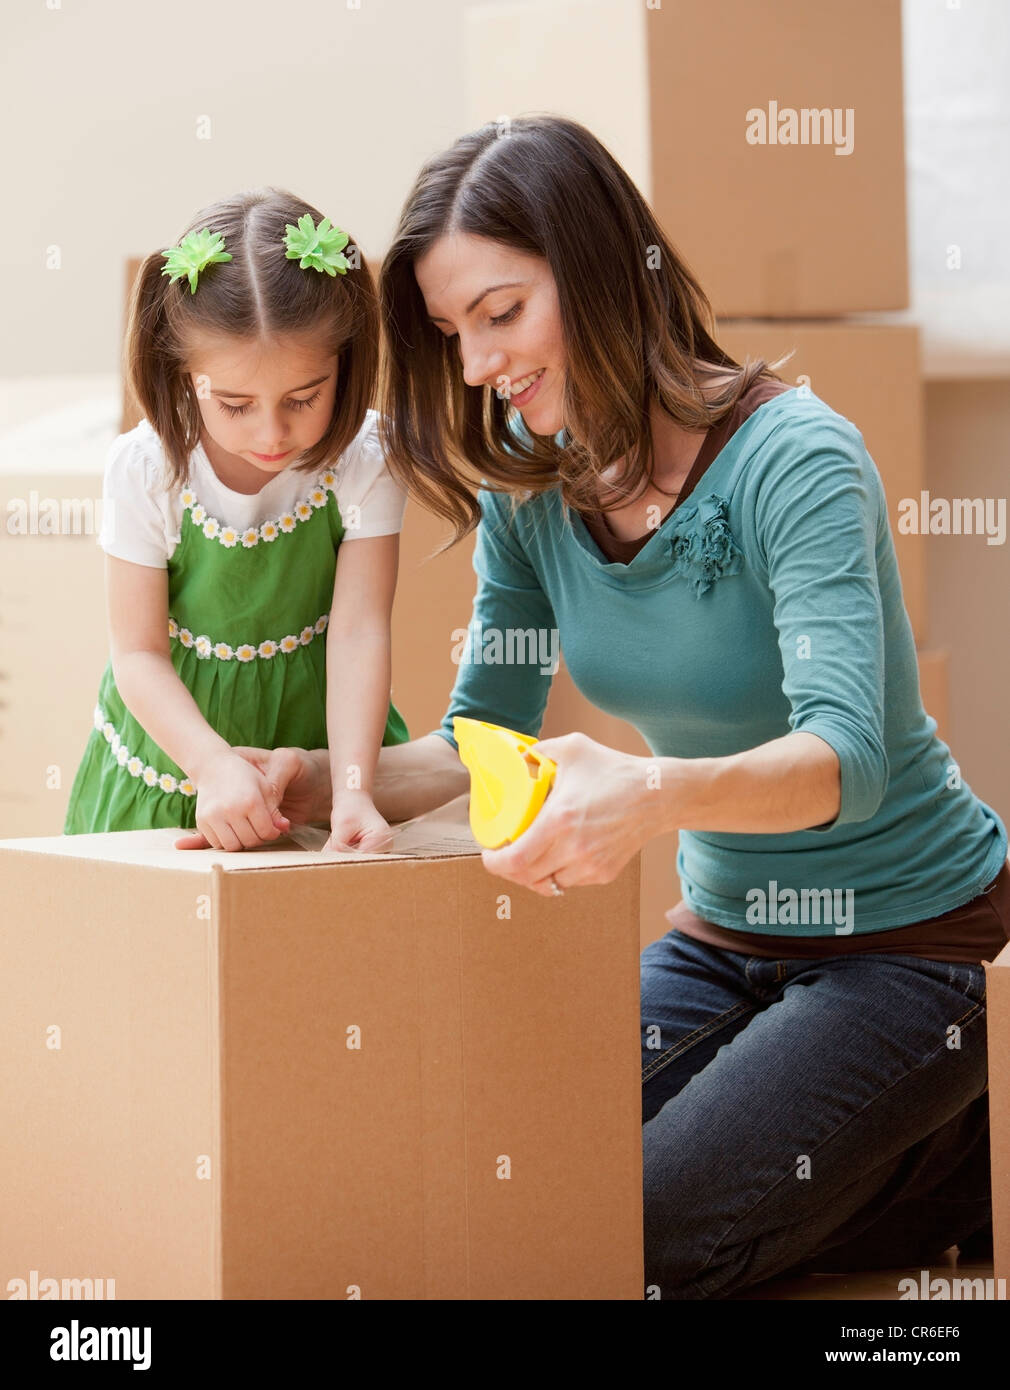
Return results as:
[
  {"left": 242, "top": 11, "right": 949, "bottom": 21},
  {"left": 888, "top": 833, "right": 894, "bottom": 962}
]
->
[{"left": 63, "top": 460, "right": 409, "bottom": 834}]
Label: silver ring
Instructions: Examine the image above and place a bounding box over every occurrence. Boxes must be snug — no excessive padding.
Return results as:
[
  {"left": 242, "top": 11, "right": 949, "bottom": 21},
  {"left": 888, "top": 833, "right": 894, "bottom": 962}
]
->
[{"left": 549, "top": 875, "right": 564, "bottom": 896}]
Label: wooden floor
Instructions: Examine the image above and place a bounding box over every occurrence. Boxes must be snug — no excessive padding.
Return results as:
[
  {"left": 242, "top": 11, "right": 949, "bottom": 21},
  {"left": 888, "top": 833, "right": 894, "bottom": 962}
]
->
[{"left": 737, "top": 1247, "right": 999, "bottom": 1299}]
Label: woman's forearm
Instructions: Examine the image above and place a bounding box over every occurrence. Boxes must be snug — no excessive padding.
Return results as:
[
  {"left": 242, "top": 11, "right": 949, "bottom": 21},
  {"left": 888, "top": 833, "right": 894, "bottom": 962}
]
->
[
  {"left": 654, "top": 731, "right": 842, "bottom": 835},
  {"left": 305, "top": 732, "right": 470, "bottom": 825},
  {"left": 114, "top": 651, "right": 231, "bottom": 782}
]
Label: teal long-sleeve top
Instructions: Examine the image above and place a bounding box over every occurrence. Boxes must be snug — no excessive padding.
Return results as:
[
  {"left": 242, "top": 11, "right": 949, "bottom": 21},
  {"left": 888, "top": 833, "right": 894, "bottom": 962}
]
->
[{"left": 431, "top": 387, "right": 1007, "bottom": 935}]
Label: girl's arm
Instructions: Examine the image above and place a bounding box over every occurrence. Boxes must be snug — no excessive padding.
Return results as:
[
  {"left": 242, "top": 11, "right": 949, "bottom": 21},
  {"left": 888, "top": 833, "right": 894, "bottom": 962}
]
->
[
  {"left": 325, "top": 532, "right": 400, "bottom": 823},
  {"left": 107, "top": 554, "right": 283, "bottom": 846},
  {"left": 108, "top": 554, "right": 230, "bottom": 776}
]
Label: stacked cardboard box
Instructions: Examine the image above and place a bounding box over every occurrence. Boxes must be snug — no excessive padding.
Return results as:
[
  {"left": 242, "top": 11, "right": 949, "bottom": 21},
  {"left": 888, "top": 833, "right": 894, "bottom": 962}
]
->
[
  {"left": 0, "top": 452, "right": 109, "bottom": 839},
  {"left": 465, "top": 0, "right": 907, "bottom": 316}
]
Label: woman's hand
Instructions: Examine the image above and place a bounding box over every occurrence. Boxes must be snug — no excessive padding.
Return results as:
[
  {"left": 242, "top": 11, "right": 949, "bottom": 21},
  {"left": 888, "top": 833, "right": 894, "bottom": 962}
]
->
[
  {"left": 479, "top": 733, "right": 662, "bottom": 897},
  {"left": 326, "top": 789, "right": 395, "bottom": 853}
]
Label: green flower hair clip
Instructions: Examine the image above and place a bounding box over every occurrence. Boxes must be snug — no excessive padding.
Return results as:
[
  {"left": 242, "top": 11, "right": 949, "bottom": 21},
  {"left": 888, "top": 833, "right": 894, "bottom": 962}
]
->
[
  {"left": 161, "top": 228, "right": 232, "bottom": 295},
  {"left": 283, "top": 214, "right": 350, "bottom": 276}
]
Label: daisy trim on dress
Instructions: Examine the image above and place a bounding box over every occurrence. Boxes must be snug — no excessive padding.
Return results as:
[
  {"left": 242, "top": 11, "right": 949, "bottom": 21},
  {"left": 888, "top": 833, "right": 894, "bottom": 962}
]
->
[
  {"left": 92, "top": 703, "right": 196, "bottom": 797},
  {"left": 168, "top": 611, "right": 329, "bottom": 659},
  {"left": 180, "top": 470, "right": 337, "bottom": 548}
]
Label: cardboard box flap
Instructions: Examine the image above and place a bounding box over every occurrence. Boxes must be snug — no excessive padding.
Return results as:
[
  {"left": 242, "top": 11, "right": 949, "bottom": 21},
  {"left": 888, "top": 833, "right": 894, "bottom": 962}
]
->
[{"left": 0, "top": 794, "right": 481, "bottom": 872}]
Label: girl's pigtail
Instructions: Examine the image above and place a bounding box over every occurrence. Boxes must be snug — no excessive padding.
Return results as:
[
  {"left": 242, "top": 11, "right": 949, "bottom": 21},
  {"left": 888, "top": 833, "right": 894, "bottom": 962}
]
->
[{"left": 124, "top": 252, "right": 197, "bottom": 489}]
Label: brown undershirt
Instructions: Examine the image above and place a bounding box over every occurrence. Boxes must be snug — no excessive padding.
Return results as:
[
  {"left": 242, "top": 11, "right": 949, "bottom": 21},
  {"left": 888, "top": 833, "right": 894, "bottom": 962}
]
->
[{"left": 576, "top": 374, "right": 1009, "bottom": 964}]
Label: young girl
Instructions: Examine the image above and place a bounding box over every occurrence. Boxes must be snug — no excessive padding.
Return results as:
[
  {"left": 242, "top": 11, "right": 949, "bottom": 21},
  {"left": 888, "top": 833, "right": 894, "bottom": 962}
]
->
[{"left": 63, "top": 188, "right": 410, "bottom": 853}]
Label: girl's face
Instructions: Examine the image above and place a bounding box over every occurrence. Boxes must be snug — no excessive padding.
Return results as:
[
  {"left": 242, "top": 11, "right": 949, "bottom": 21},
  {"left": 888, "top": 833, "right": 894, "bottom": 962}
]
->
[
  {"left": 186, "top": 332, "right": 339, "bottom": 480},
  {"left": 414, "top": 232, "right": 568, "bottom": 436}
]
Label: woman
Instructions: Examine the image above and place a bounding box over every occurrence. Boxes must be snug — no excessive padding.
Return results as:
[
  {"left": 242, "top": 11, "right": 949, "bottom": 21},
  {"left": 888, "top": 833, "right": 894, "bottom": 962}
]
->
[{"left": 178, "top": 116, "right": 1008, "bottom": 1299}]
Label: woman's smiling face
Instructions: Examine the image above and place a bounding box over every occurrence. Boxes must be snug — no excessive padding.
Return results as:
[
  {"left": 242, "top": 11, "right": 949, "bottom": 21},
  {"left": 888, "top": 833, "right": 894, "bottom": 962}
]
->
[{"left": 414, "top": 232, "right": 568, "bottom": 435}]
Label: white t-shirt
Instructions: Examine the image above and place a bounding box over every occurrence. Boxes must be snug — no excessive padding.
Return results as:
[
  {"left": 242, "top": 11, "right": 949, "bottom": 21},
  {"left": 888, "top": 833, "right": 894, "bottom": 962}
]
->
[{"left": 98, "top": 409, "right": 408, "bottom": 568}]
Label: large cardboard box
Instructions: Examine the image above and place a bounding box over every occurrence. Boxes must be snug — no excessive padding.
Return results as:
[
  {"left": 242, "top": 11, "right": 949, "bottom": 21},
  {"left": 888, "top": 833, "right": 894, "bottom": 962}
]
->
[
  {"left": 465, "top": 0, "right": 908, "bottom": 315},
  {"left": 0, "top": 797, "right": 643, "bottom": 1300},
  {"left": 716, "top": 320, "right": 927, "bottom": 645}
]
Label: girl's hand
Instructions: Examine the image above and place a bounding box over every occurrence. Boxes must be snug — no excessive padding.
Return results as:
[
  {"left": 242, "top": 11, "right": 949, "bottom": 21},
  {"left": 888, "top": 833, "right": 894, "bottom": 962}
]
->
[
  {"left": 191, "top": 750, "right": 288, "bottom": 852},
  {"left": 326, "top": 790, "right": 395, "bottom": 853},
  {"left": 479, "top": 733, "right": 660, "bottom": 897},
  {"left": 229, "top": 745, "right": 320, "bottom": 828}
]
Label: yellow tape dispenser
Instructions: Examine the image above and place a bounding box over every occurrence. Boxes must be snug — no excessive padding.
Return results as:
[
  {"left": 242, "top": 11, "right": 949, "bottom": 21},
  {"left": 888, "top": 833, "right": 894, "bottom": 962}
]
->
[{"left": 453, "top": 716, "right": 557, "bottom": 849}]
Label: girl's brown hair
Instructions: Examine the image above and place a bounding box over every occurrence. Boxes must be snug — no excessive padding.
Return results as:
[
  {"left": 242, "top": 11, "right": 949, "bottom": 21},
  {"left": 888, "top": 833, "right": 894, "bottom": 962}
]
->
[
  {"left": 126, "top": 187, "right": 378, "bottom": 487},
  {"left": 378, "top": 114, "right": 793, "bottom": 548}
]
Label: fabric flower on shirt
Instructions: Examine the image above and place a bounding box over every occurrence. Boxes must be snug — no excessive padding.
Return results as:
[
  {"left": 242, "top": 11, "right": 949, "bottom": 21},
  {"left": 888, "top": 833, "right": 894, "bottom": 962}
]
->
[{"left": 668, "top": 494, "right": 744, "bottom": 598}]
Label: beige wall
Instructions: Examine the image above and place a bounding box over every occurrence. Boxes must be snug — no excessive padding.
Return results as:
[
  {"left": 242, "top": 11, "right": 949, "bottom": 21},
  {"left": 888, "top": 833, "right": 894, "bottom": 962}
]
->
[{"left": 3, "top": 0, "right": 488, "bottom": 375}]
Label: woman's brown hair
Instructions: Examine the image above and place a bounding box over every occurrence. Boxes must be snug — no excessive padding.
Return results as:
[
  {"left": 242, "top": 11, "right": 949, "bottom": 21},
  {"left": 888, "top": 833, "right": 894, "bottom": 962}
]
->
[
  {"left": 378, "top": 114, "right": 793, "bottom": 549},
  {"left": 126, "top": 187, "right": 379, "bottom": 487}
]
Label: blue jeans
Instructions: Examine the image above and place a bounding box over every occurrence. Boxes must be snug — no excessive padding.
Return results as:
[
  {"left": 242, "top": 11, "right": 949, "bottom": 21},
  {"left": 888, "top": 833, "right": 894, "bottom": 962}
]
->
[{"left": 641, "top": 931, "right": 992, "bottom": 1299}]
